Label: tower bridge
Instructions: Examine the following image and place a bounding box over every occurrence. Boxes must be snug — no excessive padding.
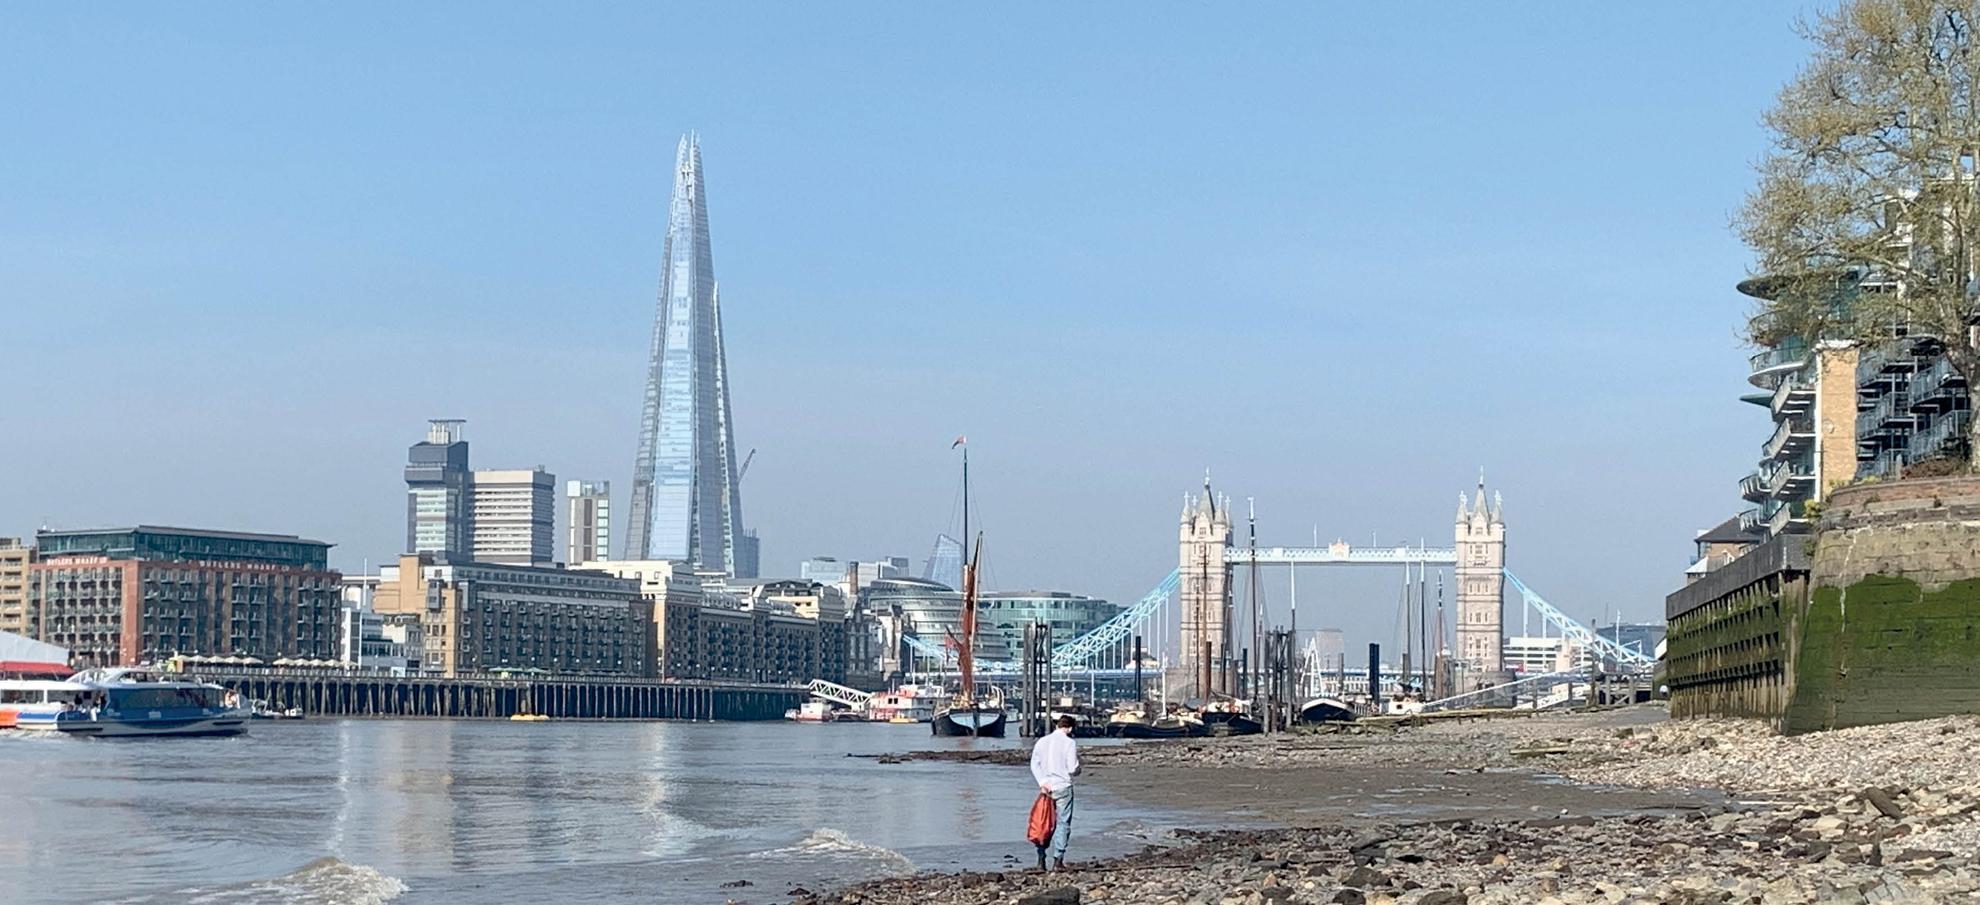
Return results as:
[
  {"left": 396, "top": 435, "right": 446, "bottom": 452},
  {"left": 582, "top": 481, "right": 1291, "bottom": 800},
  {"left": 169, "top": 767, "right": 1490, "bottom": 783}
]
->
[
  {"left": 1175, "top": 472, "right": 1505, "bottom": 700},
  {"left": 900, "top": 471, "right": 1651, "bottom": 700}
]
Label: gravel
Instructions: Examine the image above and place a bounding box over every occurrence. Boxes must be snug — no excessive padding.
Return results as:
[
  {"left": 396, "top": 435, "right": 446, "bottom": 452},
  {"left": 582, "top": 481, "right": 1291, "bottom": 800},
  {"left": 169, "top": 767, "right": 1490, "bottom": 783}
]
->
[{"left": 767, "top": 707, "right": 1980, "bottom": 905}]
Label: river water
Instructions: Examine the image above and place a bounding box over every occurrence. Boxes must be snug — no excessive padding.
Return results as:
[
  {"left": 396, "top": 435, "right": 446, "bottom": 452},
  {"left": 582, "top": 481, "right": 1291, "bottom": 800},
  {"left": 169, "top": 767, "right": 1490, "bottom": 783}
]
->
[{"left": 0, "top": 720, "right": 1182, "bottom": 905}]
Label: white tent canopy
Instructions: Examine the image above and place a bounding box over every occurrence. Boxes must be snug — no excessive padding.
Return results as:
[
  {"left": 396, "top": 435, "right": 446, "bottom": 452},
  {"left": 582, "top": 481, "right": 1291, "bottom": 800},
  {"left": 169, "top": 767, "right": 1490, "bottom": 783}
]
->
[{"left": 0, "top": 631, "right": 70, "bottom": 664}]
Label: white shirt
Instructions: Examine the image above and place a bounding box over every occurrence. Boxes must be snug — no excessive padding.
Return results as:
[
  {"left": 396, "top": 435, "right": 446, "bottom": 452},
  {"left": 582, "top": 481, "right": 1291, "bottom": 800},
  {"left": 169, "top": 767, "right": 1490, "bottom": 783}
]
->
[{"left": 1029, "top": 729, "right": 1080, "bottom": 792}]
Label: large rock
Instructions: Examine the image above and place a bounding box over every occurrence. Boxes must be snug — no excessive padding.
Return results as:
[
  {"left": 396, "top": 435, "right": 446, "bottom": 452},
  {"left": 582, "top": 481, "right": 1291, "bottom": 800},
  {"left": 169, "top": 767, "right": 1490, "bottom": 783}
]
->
[{"left": 1018, "top": 889, "right": 1081, "bottom": 905}]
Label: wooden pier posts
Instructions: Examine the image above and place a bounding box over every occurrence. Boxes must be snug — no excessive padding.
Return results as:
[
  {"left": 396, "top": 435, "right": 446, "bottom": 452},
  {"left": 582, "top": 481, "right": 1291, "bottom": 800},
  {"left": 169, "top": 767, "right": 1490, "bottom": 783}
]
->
[{"left": 189, "top": 671, "right": 803, "bottom": 721}]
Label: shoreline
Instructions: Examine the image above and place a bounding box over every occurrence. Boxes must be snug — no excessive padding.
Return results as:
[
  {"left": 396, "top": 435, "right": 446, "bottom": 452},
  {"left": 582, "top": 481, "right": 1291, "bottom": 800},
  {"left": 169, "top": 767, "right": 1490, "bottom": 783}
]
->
[{"left": 784, "top": 707, "right": 1980, "bottom": 905}]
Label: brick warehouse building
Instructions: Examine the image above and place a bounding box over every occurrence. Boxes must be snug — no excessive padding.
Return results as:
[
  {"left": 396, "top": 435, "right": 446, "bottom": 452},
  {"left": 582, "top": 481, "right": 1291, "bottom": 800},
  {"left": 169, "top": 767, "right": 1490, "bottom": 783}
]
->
[{"left": 31, "top": 526, "right": 341, "bottom": 668}]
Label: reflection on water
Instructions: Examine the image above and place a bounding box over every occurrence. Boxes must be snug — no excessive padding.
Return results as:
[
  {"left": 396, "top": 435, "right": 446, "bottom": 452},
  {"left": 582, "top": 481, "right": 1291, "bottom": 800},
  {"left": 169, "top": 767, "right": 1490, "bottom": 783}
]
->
[{"left": 0, "top": 720, "right": 1167, "bottom": 905}]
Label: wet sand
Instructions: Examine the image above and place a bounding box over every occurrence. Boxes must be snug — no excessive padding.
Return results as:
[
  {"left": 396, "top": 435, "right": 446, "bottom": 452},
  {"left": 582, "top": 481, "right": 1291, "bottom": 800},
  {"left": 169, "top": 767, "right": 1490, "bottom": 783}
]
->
[{"left": 1090, "top": 758, "right": 1720, "bottom": 828}]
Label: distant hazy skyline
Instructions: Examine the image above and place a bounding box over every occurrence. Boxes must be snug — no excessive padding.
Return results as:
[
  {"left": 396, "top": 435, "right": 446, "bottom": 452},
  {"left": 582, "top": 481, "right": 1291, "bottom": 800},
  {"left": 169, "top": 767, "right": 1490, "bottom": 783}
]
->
[{"left": 2, "top": 4, "right": 1817, "bottom": 648}]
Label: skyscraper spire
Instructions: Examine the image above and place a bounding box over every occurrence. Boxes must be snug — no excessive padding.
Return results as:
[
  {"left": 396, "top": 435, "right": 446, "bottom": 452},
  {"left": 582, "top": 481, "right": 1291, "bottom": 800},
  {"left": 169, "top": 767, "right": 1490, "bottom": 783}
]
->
[{"left": 625, "top": 134, "right": 746, "bottom": 574}]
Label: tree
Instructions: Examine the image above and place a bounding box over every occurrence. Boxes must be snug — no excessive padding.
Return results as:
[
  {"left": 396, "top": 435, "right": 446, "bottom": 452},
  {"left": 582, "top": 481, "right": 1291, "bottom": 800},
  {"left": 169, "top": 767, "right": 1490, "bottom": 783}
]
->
[{"left": 1738, "top": 0, "right": 1980, "bottom": 466}]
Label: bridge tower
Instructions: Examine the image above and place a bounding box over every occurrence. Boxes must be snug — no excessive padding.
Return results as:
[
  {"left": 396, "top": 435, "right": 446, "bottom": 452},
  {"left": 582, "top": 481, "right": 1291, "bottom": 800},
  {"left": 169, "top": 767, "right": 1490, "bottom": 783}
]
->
[
  {"left": 1176, "top": 476, "right": 1231, "bottom": 699},
  {"left": 1454, "top": 473, "right": 1506, "bottom": 683}
]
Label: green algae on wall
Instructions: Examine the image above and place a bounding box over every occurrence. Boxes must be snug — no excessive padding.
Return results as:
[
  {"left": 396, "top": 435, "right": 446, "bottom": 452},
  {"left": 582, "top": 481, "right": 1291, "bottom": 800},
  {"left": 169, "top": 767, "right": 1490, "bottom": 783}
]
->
[{"left": 1783, "top": 575, "right": 1980, "bottom": 735}]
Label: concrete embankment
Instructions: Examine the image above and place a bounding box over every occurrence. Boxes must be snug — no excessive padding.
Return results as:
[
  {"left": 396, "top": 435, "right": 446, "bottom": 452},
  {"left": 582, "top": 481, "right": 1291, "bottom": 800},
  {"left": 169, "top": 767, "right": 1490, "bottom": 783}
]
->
[{"left": 1665, "top": 474, "right": 1980, "bottom": 734}]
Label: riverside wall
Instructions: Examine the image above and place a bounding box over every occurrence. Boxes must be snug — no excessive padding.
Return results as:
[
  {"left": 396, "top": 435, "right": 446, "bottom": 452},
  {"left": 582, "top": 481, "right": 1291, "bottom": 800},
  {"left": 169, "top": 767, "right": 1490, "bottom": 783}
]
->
[
  {"left": 1666, "top": 475, "right": 1980, "bottom": 734},
  {"left": 1786, "top": 475, "right": 1980, "bottom": 733}
]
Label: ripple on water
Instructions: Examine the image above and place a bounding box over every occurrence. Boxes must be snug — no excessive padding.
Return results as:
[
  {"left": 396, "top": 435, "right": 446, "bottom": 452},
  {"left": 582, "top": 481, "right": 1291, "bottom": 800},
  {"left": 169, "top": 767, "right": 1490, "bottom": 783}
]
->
[{"left": 105, "top": 857, "right": 406, "bottom": 905}]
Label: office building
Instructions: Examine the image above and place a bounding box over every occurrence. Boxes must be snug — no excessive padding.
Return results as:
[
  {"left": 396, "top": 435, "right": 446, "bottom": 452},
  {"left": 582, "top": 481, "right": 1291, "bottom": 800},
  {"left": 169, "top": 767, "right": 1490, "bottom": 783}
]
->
[
  {"left": 862, "top": 576, "right": 1013, "bottom": 670},
  {"left": 1501, "top": 635, "right": 1576, "bottom": 674},
  {"left": 0, "top": 538, "right": 30, "bottom": 637},
  {"left": 733, "top": 530, "right": 760, "bottom": 579},
  {"left": 799, "top": 556, "right": 910, "bottom": 593},
  {"left": 30, "top": 526, "right": 340, "bottom": 668},
  {"left": 471, "top": 468, "right": 555, "bottom": 566},
  {"left": 406, "top": 419, "right": 472, "bottom": 558},
  {"left": 625, "top": 134, "right": 750, "bottom": 575},
  {"left": 566, "top": 480, "right": 611, "bottom": 566},
  {"left": 979, "top": 590, "right": 1120, "bottom": 658},
  {"left": 922, "top": 535, "right": 964, "bottom": 590},
  {"left": 338, "top": 574, "right": 421, "bottom": 673},
  {"left": 372, "top": 554, "right": 644, "bottom": 678}
]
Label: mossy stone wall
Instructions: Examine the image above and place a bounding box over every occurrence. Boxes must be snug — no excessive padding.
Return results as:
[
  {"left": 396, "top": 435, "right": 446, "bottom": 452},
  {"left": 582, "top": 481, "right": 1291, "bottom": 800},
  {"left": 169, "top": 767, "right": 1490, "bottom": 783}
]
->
[{"left": 1789, "top": 477, "right": 1980, "bottom": 734}]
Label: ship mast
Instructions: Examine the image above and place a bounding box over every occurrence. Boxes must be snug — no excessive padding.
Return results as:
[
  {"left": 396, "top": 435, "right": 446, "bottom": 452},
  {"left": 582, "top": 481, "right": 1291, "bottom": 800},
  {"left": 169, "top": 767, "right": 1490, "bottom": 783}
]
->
[
  {"left": 960, "top": 534, "right": 982, "bottom": 701},
  {"left": 957, "top": 441, "right": 976, "bottom": 701}
]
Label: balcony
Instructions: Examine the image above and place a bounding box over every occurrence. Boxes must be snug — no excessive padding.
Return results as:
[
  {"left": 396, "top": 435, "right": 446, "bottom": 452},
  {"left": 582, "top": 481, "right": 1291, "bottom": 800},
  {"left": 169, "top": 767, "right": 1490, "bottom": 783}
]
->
[
  {"left": 1749, "top": 344, "right": 1811, "bottom": 390},
  {"left": 1909, "top": 356, "right": 1969, "bottom": 413},
  {"left": 1859, "top": 339, "right": 1922, "bottom": 386},
  {"left": 1763, "top": 500, "right": 1808, "bottom": 536},
  {"left": 1913, "top": 410, "right": 1974, "bottom": 460},
  {"left": 1763, "top": 460, "right": 1816, "bottom": 501},
  {"left": 1769, "top": 369, "right": 1817, "bottom": 417},
  {"left": 1739, "top": 471, "right": 1767, "bottom": 503},
  {"left": 1762, "top": 417, "right": 1815, "bottom": 462},
  {"left": 1856, "top": 391, "right": 1917, "bottom": 446}
]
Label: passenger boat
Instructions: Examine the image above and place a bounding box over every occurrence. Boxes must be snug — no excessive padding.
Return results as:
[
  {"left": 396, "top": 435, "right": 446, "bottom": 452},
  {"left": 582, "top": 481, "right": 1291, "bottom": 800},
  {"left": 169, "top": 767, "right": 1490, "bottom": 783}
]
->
[
  {"left": 8, "top": 668, "right": 248, "bottom": 738},
  {"left": 0, "top": 679, "right": 84, "bottom": 729},
  {"left": 930, "top": 442, "right": 1007, "bottom": 738},
  {"left": 250, "top": 699, "right": 305, "bottom": 720},
  {"left": 787, "top": 701, "right": 832, "bottom": 722},
  {"left": 867, "top": 684, "right": 945, "bottom": 723}
]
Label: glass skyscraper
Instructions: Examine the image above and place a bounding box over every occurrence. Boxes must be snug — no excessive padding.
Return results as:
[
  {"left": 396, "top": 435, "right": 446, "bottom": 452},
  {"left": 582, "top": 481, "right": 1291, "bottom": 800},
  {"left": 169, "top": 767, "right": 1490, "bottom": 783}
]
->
[{"left": 625, "top": 134, "right": 746, "bottom": 574}]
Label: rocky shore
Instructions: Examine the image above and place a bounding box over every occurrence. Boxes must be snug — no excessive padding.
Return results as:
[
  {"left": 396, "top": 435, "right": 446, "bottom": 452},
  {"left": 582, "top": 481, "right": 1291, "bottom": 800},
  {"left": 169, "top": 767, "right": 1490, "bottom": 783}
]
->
[{"left": 778, "top": 708, "right": 1980, "bottom": 905}]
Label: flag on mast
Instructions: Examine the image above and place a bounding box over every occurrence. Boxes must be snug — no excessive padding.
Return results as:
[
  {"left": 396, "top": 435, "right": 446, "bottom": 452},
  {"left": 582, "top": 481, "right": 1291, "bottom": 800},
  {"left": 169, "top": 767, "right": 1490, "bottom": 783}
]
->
[{"left": 951, "top": 435, "right": 967, "bottom": 449}]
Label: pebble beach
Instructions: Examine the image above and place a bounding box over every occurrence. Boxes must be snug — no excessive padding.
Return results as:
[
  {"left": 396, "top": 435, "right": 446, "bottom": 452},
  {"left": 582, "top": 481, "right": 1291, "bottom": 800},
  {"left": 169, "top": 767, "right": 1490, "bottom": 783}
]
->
[{"left": 779, "top": 708, "right": 1980, "bottom": 905}]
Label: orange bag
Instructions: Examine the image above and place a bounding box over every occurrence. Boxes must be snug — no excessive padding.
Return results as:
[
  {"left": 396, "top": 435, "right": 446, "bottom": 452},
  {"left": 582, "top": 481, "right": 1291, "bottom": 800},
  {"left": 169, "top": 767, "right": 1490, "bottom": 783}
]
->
[{"left": 1026, "top": 791, "right": 1057, "bottom": 846}]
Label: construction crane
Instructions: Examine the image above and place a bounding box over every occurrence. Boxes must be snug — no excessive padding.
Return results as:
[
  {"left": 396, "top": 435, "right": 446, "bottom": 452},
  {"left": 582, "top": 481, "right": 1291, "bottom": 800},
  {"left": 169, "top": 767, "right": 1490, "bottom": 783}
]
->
[{"left": 738, "top": 448, "right": 756, "bottom": 484}]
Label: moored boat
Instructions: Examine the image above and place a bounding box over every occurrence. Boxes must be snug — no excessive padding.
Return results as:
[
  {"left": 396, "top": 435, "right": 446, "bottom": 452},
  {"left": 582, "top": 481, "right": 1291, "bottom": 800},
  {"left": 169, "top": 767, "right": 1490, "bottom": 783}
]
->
[
  {"left": 867, "top": 684, "right": 945, "bottom": 723},
  {"left": 931, "top": 695, "right": 1007, "bottom": 737},
  {"left": 1298, "top": 696, "right": 1358, "bottom": 724},
  {"left": 788, "top": 701, "right": 834, "bottom": 722},
  {"left": 10, "top": 668, "right": 248, "bottom": 738},
  {"left": 1198, "top": 699, "right": 1263, "bottom": 736},
  {"left": 929, "top": 443, "right": 1007, "bottom": 738}
]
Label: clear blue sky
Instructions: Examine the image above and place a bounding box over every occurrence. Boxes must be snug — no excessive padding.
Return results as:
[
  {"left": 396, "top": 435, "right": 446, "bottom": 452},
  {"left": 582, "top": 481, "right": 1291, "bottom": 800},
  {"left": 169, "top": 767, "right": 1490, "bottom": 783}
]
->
[{"left": 1, "top": 3, "right": 1818, "bottom": 650}]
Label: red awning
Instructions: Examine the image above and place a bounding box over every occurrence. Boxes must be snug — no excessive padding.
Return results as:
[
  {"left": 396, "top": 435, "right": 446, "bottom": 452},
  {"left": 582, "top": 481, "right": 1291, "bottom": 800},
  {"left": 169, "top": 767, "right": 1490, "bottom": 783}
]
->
[{"left": 0, "top": 660, "right": 75, "bottom": 678}]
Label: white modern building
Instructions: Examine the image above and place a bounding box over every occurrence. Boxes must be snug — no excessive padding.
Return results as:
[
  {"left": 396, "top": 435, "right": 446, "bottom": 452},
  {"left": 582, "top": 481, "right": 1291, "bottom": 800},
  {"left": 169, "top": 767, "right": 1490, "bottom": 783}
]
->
[
  {"left": 799, "top": 556, "right": 910, "bottom": 592},
  {"left": 471, "top": 468, "right": 556, "bottom": 566},
  {"left": 567, "top": 480, "right": 611, "bottom": 566},
  {"left": 1501, "top": 635, "right": 1579, "bottom": 675},
  {"left": 338, "top": 575, "right": 422, "bottom": 674}
]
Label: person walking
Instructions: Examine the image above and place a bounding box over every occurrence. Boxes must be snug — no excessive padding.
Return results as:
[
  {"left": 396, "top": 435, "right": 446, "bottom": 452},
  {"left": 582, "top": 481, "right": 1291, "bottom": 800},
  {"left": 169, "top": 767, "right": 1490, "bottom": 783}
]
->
[{"left": 1029, "top": 714, "right": 1081, "bottom": 870}]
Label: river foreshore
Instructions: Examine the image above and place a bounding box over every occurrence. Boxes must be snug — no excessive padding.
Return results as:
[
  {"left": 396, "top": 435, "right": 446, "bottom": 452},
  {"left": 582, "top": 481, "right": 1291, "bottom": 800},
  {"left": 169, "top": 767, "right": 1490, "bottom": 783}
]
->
[{"left": 786, "top": 707, "right": 1980, "bottom": 905}]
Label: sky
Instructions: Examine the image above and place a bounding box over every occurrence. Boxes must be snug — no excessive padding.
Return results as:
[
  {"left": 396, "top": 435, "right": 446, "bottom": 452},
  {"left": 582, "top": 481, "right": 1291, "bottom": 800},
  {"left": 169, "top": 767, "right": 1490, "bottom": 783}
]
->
[{"left": 1, "top": 3, "right": 1823, "bottom": 653}]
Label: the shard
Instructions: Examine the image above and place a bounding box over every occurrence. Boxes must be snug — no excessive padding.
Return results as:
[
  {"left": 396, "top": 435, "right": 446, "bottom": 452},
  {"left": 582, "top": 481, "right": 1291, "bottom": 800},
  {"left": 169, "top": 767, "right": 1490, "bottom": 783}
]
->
[{"left": 625, "top": 133, "right": 745, "bottom": 574}]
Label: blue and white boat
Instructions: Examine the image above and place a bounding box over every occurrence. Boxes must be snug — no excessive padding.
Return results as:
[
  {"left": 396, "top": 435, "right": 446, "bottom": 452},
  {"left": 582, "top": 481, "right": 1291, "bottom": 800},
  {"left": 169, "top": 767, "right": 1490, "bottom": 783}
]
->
[{"left": 10, "top": 668, "right": 249, "bottom": 738}]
